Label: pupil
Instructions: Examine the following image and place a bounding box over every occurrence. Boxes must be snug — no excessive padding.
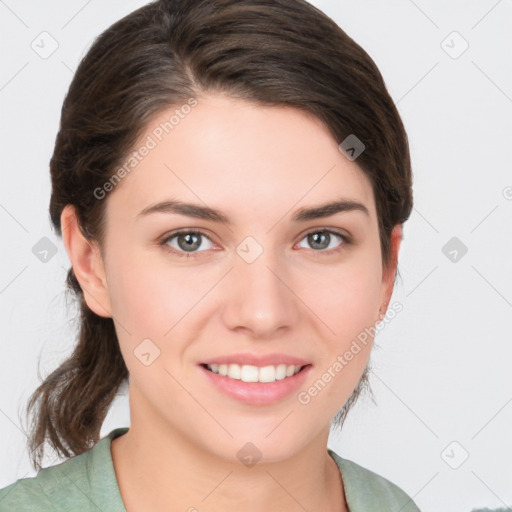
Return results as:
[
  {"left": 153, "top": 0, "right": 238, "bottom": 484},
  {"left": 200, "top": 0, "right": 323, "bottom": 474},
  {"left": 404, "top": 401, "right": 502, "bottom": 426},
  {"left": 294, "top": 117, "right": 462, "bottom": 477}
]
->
[
  {"left": 309, "top": 232, "right": 329, "bottom": 250},
  {"left": 179, "top": 233, "right": 200, "bottom": 251}
]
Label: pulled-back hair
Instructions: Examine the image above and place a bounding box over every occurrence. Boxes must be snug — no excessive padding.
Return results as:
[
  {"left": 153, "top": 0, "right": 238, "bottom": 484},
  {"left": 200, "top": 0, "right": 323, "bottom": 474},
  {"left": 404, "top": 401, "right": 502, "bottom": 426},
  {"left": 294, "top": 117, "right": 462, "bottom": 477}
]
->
[{"left": 25, "top": 0, "right": 412, "bottom": 470}]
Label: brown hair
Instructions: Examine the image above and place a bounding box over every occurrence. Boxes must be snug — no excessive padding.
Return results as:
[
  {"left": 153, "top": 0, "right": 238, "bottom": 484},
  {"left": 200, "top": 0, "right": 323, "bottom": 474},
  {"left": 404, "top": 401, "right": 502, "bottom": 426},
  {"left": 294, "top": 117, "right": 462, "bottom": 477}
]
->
[{"left": 25, "top": 0, "right": 412, "bottom": 470}]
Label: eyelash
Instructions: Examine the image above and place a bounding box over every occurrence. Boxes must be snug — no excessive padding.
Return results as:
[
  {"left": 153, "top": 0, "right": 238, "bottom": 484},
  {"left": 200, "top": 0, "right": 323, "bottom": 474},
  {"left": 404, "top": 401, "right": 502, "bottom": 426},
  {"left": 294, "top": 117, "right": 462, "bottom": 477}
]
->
[{"left": 158, "top": 228, "right": 351, "bottom": 260}]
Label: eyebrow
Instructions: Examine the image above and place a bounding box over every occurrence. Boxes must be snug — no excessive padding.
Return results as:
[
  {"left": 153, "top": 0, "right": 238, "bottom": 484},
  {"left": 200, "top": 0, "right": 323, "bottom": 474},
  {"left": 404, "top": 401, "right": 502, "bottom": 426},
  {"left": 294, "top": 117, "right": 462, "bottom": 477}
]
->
[{"left": 137, "top": 198, "right": 369, "bottom": 224}]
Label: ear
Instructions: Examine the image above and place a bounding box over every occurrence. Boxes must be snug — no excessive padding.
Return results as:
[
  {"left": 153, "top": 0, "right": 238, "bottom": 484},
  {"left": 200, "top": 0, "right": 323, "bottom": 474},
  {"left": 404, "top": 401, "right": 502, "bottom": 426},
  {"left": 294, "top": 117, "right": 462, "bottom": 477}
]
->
[
  {"left": 61, "top": 205, "right": 112, "bottom": 318},
  {"left": 378, "top": 224, "right": 403, "bottom": 319}
]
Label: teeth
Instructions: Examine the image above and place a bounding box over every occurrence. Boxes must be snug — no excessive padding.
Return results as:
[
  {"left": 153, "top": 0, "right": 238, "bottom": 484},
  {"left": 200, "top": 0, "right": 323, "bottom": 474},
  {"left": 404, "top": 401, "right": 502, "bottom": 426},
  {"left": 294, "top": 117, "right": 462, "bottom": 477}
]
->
[
  {"left": 227, "top": 364, "right": 241, "bottom": 380},
  {"left": 206, "top": 363, "right": 303, "bottom": 383},
  {"left": 286, "top": 365, "right": 295, "bottom": 377}
]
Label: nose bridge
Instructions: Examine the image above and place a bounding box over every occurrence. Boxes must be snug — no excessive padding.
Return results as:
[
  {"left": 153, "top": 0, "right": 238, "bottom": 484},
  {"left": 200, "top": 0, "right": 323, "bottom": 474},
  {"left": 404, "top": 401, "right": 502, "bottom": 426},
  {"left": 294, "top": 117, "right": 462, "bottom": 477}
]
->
[{"left": 222, "top": 235, "right": 299, "bottom": 335}]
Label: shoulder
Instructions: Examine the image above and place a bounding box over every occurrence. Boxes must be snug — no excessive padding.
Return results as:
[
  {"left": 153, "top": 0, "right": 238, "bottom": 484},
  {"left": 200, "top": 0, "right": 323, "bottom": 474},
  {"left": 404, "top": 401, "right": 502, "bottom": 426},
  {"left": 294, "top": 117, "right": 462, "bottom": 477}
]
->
[
  {"left": 328, "top": 449, "right": 421, "bottom": 511},
  {"left": 0, "top": 427, "right": 129, "bottom": 512},
  {"left": 0, "top": 451, "right": 89, "bottom": 511}
]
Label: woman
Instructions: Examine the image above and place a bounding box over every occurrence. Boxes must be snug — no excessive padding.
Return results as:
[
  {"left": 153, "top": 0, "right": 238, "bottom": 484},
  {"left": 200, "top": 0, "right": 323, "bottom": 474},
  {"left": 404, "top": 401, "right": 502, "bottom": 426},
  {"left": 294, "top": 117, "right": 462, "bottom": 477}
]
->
[{"left": 0, "top": 0, "right": 418, "bottom": 510}]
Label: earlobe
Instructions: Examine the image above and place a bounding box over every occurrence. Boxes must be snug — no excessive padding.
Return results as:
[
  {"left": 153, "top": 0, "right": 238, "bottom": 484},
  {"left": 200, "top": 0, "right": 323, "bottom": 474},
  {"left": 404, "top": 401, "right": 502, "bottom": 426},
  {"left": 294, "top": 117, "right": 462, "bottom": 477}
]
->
[
  {"left": 379, "top": 224, "right": 403, "bottom": 318},
  {"left": 60, "top": 205, "right": 112, "bottom": 318}
]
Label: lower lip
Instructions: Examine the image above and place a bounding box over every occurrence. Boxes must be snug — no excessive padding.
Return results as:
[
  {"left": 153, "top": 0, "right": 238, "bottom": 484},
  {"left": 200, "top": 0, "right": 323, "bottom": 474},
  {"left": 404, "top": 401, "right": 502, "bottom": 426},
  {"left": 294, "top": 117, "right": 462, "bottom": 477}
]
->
[{"left": 199, "top": 364, "right": 312, "bottom": 405}]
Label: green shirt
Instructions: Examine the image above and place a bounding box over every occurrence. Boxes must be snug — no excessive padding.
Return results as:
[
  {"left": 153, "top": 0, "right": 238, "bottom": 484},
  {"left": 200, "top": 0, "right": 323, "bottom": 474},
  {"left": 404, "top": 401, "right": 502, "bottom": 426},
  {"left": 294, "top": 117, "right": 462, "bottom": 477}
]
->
[{"left": 0, "top": 427, "right": 421, "bottom": 511}]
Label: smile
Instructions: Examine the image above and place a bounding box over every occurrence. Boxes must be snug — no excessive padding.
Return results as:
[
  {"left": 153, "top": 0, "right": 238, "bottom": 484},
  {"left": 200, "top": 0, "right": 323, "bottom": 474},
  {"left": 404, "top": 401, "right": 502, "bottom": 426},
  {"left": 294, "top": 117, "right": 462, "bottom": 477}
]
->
[
  {"left": 204, "top": 363, "right": 305, "bottom": 383},
  {"left": 199, "top": 363, "right": 312, "bottom": 405}
]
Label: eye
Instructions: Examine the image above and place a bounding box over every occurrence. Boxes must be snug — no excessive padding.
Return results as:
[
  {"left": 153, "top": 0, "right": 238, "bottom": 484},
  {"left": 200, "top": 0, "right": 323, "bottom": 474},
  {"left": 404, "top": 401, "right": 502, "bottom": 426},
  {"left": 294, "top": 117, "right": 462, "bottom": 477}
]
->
[
  {"left": 160, "top": 230, "right": 214, "bottom": 259},
  {"left": 159, "top": 228, "right": 350, "bottom": 259},
  {"left": 296, "top": 229, "right": 348, "bottom": 254}
]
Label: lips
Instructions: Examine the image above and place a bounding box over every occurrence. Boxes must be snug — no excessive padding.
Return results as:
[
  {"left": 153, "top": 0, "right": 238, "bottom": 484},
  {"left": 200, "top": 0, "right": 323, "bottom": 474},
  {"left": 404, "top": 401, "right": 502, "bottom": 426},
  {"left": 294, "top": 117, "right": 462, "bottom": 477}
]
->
[{"left": 199, "top": 362, "right": 312, "bottom": 405}]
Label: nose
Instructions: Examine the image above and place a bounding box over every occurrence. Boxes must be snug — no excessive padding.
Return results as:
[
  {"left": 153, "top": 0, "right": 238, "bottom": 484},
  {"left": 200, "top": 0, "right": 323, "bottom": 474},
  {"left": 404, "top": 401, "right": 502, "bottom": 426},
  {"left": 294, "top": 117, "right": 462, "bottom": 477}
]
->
[{"left": 220, "top": 245, "right": 300, "bottom": 338}]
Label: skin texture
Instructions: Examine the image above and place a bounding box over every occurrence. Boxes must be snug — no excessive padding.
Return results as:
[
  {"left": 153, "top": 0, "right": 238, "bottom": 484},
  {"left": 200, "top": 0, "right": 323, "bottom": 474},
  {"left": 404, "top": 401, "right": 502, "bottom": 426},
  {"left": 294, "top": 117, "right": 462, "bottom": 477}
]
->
[{"left": 61, "top": 93, "right": 402, "bottom": 512}]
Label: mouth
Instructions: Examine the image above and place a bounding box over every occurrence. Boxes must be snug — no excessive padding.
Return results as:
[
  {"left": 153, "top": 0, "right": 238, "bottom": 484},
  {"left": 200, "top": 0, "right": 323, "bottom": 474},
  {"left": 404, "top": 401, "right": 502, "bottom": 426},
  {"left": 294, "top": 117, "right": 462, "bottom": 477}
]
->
[
  {"left": 200, "top": 362, "right": 310, "bottom": 383},
  {"left": 198, "top": 362, "right": 313, "bottom": 405}
]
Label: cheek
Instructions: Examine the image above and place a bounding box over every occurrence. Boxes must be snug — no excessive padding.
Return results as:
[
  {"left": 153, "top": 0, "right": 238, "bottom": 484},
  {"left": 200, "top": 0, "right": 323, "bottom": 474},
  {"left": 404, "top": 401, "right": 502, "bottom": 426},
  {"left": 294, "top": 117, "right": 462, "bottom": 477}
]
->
[
  {"left": 295, "top": 262, "right": 381, "bottom": 414},
  {"left": 102, "top": 245, "right": 176, "bottom": 346},
  {"left": 105, "top": 248, "right": 218, "bottom": 341},
  {"left": 298, "top": 255, "right": 383, "bottom": 339}
]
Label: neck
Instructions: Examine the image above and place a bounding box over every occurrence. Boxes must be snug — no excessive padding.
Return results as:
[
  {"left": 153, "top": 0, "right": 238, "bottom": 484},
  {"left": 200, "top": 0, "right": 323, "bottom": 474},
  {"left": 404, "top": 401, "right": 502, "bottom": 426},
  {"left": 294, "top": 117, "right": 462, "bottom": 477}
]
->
[{"left": 111, "top": 412, "right": 347, "bottom": 512}]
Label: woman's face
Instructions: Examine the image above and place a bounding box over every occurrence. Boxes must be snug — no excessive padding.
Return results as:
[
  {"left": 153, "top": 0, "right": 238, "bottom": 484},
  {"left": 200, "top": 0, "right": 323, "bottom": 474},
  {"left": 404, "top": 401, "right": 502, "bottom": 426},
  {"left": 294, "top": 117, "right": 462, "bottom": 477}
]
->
[{"left": 91, "top": 94, "right": 399, "bottom": 462}]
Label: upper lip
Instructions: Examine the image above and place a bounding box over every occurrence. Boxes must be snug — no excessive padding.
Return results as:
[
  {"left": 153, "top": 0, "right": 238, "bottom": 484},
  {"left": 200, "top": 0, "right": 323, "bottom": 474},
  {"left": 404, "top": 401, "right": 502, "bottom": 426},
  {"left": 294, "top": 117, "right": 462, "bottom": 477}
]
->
[{"left": 200, "top": 353, "right": 311, "bottom": 367}]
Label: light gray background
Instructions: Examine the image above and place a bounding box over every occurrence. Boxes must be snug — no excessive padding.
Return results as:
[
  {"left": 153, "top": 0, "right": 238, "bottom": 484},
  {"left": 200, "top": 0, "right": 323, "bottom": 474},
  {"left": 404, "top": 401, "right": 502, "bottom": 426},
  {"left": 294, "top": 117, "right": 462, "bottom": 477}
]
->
[{"left": 1, "top": 1, "right": 511, "bottom": 511}]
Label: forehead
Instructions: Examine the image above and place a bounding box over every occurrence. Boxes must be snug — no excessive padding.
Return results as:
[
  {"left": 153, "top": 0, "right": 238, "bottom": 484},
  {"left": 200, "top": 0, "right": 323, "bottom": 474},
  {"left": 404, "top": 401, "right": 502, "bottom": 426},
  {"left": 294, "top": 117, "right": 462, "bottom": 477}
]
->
[{"left": 106, "top": 94, "right": 375, "bottom": 223}]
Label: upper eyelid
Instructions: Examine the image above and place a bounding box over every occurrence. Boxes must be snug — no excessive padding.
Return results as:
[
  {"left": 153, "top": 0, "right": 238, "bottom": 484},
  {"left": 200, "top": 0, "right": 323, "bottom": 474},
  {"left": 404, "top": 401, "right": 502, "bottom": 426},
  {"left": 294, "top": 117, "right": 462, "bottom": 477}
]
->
[{"left": 161, "top": 228, "right": 215, "bottom": 244}]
